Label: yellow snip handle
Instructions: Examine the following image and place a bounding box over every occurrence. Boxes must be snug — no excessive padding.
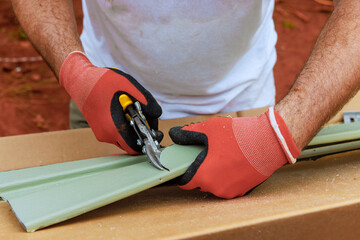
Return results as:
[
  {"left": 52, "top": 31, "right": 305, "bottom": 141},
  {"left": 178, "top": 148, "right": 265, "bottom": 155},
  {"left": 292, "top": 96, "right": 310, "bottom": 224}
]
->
[
  {"left": 119, "top": 94, "right": 150, "bottom": 128},
  {"left": 119, "top": 94, "right": 133, "bottom": 112}
]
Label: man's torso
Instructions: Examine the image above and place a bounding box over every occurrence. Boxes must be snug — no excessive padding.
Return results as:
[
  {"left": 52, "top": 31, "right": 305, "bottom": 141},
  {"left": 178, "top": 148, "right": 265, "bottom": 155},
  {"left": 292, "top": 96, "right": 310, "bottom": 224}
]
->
[{"left": 79, "top": 0, "right": 277, "bottom": 119}]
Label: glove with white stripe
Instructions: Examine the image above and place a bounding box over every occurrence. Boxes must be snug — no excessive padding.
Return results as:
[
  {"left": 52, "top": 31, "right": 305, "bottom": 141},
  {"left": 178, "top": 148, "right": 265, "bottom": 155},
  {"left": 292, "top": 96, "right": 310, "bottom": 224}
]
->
[{"left": 169, "top": 107, "right": 300, "bottom": 199}]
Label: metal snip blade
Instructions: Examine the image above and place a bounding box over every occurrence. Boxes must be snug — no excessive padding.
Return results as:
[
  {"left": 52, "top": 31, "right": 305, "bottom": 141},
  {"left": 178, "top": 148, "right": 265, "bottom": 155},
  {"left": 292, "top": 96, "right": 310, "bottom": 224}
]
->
[
  {"left": 134, "top": 116, "right": 169, "bottom": 171},
  {"left": 143, "top": 139, "right": 169, "bottom": 171}
]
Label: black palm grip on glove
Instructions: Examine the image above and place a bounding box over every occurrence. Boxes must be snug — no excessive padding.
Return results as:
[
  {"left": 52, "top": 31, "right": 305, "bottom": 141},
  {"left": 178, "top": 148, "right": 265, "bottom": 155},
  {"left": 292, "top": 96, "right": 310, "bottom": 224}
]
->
[{"left": 169, "top": 126, "right": 209, "bottom": 185}]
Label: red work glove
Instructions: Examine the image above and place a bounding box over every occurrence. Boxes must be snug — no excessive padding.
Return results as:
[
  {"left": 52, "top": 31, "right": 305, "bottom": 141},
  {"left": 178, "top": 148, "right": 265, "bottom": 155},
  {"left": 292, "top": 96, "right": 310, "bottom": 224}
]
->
[
  {"left": 169, "top": 108, "right": 300, "bottom": 199},
  {"left": 59, "top": 52, "right": 162, "bottom": 154}
]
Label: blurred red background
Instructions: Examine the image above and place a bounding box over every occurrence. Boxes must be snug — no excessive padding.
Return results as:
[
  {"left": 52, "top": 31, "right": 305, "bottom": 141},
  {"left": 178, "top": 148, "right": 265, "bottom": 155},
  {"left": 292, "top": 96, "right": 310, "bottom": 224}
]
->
[{"left": 0, "top": 0, "right": 333, "bottom": 136}]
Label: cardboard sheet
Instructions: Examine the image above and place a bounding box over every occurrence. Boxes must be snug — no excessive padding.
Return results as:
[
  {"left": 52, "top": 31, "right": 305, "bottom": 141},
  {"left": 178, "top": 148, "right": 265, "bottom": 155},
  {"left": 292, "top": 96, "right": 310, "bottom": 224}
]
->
[
  {"left": 1, "top": 102, "right": 360, "bottom": 239},
  {"left": 1, "top": 134, "right": 360, "bottom": 239}
]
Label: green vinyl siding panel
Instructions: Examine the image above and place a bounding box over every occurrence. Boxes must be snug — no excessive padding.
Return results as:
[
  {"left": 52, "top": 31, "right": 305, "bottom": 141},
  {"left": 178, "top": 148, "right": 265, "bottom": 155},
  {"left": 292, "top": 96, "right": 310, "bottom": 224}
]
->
[{"left": 0, "top": 145, "right": 203, "bottom": 232}]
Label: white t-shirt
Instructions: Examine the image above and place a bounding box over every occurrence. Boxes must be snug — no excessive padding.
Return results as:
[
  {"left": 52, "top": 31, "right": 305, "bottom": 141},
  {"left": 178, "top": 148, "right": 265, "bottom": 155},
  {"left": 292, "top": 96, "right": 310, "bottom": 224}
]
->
[{"left": 80, "top": 0, "right": 277, "bottom": 119}]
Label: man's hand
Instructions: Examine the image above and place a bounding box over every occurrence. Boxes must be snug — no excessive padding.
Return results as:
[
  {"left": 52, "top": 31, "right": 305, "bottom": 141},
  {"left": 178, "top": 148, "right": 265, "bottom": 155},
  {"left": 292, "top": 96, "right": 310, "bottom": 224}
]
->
[
  {"left": 60, "top": 52, "right": 162, "bottom": 154},
  {"left": 169, "top": 108, "right": 300, "bottom": 199}
]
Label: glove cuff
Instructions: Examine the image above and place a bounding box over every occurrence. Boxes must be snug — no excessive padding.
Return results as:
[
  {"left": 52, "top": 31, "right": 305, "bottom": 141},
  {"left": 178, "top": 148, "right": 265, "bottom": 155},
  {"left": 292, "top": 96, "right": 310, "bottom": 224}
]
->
[
  {"left": 59, "top": 51, "right": 87, "bottom": 87},
  {"left": 59, "top": 51, "right": 108, "bottom": 111},
  {"left": 267, "top": 107, "right": 301, "bottom": 164}
]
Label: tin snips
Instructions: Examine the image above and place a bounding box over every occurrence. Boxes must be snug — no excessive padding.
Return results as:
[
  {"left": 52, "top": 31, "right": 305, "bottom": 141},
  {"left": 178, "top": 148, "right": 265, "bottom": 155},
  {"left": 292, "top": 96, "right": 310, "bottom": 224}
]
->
[{"left": 119, "top": 94, "right": 169, "bottom": 171}]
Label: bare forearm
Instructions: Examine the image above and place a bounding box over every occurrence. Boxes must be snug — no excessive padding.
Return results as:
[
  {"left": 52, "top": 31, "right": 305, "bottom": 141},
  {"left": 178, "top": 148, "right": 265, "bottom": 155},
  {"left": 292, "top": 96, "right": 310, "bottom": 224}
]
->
[
  {"left": 275, "top": 0, "right": 360, "bottom": 149},
  {"left": 11, "top": 0, "right": 83, "bottom": 78}
]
